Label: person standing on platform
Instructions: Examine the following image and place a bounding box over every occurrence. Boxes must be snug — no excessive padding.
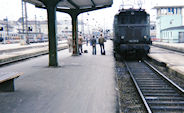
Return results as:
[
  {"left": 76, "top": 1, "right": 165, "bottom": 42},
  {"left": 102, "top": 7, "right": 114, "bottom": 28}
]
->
[
  {"left": 67, "top": 36, "right": 72, "bottom": 53},
  {"left": 86, "top": 37, "right": 89, "bottom": 46},
  {"left": 78, "top": 34, "right": 83, "bottom": 54},
  {"left": 98, "top": 34, "right": 106, "bottom": 55},
  {"left": 91, "top": 35, "right": 97, "bottom": 55}
]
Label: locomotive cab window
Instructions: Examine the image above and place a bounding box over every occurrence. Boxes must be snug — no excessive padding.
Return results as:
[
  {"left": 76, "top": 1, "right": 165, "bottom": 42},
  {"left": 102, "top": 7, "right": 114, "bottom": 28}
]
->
[{"left": 118, "top": 13, "right": 147, "bottom": 24}]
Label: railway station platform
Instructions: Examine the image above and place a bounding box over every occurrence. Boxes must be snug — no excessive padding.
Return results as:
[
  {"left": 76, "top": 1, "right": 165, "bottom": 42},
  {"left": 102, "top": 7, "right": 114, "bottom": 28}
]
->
[
  {"left": 0, "top": 40, "right": 67, "bottom": 52},
  {"left": 0, "top": 41, "right": 119, "bottom": 113},
  {"left": 0, "top": 40, "right": 68, "bottom": 64},
  {"left": 152, "top": 41, "right": 184, "bottom": 53},
  {"left": 149, "top": 41, "right": 184, "bottom": 78}
]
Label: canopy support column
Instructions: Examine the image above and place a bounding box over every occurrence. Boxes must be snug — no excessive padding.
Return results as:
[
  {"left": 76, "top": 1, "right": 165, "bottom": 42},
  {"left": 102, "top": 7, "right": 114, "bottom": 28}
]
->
[
  {"left": 70, "top": 13, "right": 79, "bottom": 56},
  {"left": 47, "top": 5, "right": 58, "bottom": 66},
  {"left": 43, "top": 0, "right": 60, "bottom": 67}
]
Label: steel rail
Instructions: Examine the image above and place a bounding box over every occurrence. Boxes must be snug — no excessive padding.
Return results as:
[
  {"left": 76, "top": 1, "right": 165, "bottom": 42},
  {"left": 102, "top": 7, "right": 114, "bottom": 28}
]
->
[
  {"left": 124, "top": 61, "right": 152, "bottom": 113},
  {"left": 124, "top": 60, "right": 184, "bottom": 112},
  {"left": 143, "top": 60, "right": 184, "bottom": 94}
]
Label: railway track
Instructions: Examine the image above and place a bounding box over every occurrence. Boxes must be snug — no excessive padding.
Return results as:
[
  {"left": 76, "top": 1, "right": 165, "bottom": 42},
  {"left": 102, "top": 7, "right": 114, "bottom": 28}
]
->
[{"left": 125, "top": 60, "right": 184, "bottom": 113}]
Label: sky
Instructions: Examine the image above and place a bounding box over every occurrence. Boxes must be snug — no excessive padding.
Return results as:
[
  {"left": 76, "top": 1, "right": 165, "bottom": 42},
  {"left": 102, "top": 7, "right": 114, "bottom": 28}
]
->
[{"left": 0, "top": 0, "right": 184, "bottom": 29}]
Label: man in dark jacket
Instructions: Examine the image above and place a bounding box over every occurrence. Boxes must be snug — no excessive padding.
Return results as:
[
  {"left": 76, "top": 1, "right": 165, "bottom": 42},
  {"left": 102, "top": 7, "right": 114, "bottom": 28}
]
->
[
  {"left": 0, "top": 37, "right": 3, "bottom": 42},
  {"left": 91, "top": 35, "right": 97, "bottom": 55},
  {"left": 98, "top": 34, "right": 106, "bottom": 55}
]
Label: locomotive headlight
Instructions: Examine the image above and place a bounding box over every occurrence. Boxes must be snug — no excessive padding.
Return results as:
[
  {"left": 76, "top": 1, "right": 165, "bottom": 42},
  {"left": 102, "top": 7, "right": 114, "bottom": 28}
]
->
[
  {"left": 144, "top": 36, "right": 147, "bottom": 39},
  {"left": 121, "top": 36, "right": 125, "bottom": 39}
]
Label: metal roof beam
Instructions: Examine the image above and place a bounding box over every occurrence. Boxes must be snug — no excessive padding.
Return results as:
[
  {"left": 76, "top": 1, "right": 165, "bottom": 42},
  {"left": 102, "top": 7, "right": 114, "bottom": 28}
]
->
[
  {"left": 90, "top": 0, "right": 96, "bottom": 7},
  {"left": 25, "top": 0, "right": 113, "bottom": 10},
  {"left": 36, "top": 4, "right": 111, "bottom": 14},
  {"left": 56, "top": 5, "right": 111, "bottom": 14},
  {"left": 67, "top": 0, "right": 79, "bottom": 9},
  {"left": 79, "top": 5, "right": 111, "bottom": 13}
]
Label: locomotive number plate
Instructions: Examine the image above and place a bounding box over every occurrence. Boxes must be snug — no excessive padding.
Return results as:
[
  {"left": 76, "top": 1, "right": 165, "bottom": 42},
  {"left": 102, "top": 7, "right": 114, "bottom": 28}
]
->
[{"left": 129, "top": 40, "right": 139, "bottom": 43}]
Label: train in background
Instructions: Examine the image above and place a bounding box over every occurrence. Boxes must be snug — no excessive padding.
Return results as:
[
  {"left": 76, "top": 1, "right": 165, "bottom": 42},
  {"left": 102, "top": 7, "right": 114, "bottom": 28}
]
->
[
  {"left": 113, "top": 8, "right": 152, "bottom": 59},
  {"left": 0, "top": 32, "right": 48, "bottom": 44}
]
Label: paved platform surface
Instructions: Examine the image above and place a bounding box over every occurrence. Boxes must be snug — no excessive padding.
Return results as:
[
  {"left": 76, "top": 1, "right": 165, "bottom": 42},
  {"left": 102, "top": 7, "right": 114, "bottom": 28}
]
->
[
  {"left": 152, "top": 42, "right": 184, "bottom": 52},
  {"left": 0, "top": 41, "right": 118, "bottom": 113},
  {"left": 149, "top": 43, "right": 184, "bottom": 77},
  {"left": 0, "top": 40, "right": 67, "bottom": 51}
]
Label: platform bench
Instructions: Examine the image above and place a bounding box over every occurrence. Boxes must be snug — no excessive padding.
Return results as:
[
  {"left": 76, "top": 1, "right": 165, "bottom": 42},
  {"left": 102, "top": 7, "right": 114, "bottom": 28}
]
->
[{"left": 0, "top": 72, "right": 23, "bottom": 92}]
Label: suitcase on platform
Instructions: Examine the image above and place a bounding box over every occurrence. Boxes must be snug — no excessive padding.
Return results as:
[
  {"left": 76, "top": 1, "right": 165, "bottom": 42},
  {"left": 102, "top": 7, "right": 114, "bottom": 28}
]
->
[{"left": 84, "top": 50, "right": 88, "bottom": 53}]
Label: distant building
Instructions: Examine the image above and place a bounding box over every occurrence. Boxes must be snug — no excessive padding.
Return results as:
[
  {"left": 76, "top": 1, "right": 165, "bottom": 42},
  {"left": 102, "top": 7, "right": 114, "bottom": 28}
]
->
[
  {"left": 150, "top": 21, "right": 156, "bottom": 41},
  {"left": 0, "top": 17, "right": 94, "bottom": 43},
  {"left": 0, "top": 20, "right": 20, "bottom": 43},
  {"left": 154, "top": 5, "right": 184, "bottom": 43}
]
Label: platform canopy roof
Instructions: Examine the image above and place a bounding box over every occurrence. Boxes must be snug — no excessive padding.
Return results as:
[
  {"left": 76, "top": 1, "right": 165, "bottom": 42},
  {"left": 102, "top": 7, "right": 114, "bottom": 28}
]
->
[{"left": 23, "top": 0, "right": 113, "bottom": 10}]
